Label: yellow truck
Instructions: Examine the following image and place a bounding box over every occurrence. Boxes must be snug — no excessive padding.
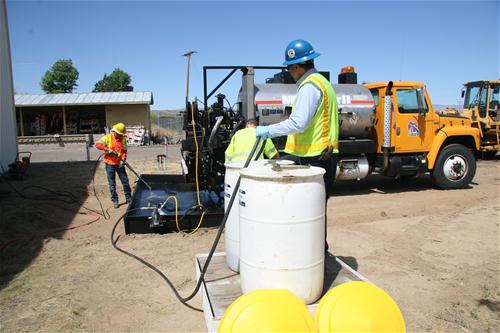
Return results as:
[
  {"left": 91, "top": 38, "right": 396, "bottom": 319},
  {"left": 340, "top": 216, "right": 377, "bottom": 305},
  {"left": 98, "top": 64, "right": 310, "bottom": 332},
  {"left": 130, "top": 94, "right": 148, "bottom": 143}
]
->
[
  {"left": 460, "top": 80, "right": 500, "bottom": 158},
  {"left": 363, "top": 81, "right": 481, "bottom": 189},
  {"left": 251, "top": 69, "right": 481, "bottom": 190}
]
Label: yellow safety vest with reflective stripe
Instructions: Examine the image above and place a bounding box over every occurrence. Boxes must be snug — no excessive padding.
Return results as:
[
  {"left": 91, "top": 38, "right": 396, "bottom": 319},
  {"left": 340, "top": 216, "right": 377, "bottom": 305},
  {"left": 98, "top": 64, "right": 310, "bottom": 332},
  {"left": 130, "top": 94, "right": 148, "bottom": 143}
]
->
[
  {"left": 225, "top": 127, "right": 278, "bottom": 163},
  {"left": 284, "top": 73, "right": 339, "bottom": 157}
]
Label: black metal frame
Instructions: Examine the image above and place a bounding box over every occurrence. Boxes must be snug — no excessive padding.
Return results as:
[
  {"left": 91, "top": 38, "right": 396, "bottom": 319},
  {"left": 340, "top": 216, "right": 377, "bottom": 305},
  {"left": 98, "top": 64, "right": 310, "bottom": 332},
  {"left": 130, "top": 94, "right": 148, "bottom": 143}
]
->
[
  {"left": 203, "top": 66, "right": 286, "bottom": 106},
  {"left": 202, "top": 66, "right": 286, "bottom": 125}
]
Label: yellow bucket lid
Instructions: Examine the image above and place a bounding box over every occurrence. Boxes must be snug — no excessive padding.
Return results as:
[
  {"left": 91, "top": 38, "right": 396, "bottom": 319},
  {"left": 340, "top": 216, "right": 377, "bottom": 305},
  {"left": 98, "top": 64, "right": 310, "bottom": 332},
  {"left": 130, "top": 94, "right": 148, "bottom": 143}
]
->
[
  {"left": 219, "top": 289, "right": 317, "bottom": 332},
  {"left": 315, "top": 281, "right": 405, "bottom": 332}
]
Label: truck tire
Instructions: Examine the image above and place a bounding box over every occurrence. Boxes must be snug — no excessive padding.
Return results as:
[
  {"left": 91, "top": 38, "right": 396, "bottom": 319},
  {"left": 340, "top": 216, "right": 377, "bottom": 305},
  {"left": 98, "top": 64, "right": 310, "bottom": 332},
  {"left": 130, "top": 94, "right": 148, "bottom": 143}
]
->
[{"left": 431, "top": 144, "right": 476, "bottom": 189}]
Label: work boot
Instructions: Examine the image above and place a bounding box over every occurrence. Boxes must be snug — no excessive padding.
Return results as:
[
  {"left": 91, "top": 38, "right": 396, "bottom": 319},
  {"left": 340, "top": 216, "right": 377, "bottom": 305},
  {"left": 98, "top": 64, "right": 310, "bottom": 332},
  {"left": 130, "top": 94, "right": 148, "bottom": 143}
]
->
[{"left": 113, "top": 201, "right": 119, "bottom": 209}]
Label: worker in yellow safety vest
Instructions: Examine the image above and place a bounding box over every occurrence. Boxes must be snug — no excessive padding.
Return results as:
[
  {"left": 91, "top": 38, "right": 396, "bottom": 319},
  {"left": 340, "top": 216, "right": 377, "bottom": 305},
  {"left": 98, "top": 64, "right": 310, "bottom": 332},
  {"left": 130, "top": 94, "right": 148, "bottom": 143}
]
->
[
  {"left": 95, "top": 122, "right": 132, "bottom": 208},
  {"left": 225, "top": 119, "right": 279, "bottom": 163},
  {"left": 255, "top": 39, "right": 339, "bottom": 252}
]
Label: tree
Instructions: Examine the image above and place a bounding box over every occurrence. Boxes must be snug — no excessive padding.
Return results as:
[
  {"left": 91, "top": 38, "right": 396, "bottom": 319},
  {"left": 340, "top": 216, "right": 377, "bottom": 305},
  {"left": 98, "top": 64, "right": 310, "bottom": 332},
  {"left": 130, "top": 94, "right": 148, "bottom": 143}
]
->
[
  {"left": 40, "top": 59, "right": 79, "bottom": 93},
  {"left": 93, "top": 68, "right": 133, "bottom": 92}
]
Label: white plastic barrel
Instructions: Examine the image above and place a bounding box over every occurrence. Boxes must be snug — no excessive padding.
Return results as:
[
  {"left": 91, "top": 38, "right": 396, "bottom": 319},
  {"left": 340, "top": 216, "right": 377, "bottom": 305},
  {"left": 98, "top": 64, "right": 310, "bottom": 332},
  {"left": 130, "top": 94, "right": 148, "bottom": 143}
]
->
[
  {"left": 239, "top": 165, "right": 325, "bottom": 304},
  {"left": 224, "top": 160, "right": 294, "bottom": 272}
]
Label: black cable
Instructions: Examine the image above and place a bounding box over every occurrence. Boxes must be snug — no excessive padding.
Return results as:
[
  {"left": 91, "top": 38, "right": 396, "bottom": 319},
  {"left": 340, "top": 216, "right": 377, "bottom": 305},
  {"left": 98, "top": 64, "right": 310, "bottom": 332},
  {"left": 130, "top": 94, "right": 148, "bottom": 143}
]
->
[
  {"left": 255, "top": 140, "right": 267, "bottom": 161},
  {"left": 110, "top": 208, "right": 202, "bottom": 311},
  {"left": 20, "top": 184, "right": 111, "bottom": 219},
  {"left": 0, "top": 154, "right": 111, "bottom": 220},
  {"left": 0, "top": 164, "right": 27, "bottom": 198},
  {"left": 177, "top": 204, "right": 206, "bottom": 230},
  {"left": 92, "top": 153, "right": 111, "bottom": 220},
  {"left": 224, "top": 97, "right": 232, "bottom": 110},
  {"left": 110, "top": 138, "right": 263, "bottom": 309}
]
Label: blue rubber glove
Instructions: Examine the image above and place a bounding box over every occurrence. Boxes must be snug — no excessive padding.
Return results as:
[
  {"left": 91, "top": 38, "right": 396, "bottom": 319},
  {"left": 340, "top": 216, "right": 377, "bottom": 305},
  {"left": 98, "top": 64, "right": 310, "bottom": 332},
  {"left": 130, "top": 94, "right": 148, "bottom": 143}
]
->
[{"left": 255, "top": 126, "right": 271, "bottom": 139}]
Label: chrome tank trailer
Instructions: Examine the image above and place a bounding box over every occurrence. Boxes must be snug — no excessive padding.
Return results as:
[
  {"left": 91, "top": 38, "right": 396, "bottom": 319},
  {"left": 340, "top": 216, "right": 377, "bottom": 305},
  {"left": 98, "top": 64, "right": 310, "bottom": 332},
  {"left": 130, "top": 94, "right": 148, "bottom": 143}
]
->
[
  {"left": 252, "top": 83, "right": 375, "bottom": 140},
  {"left": 239, "top": 82, "right": 376, "bottom": 181}
]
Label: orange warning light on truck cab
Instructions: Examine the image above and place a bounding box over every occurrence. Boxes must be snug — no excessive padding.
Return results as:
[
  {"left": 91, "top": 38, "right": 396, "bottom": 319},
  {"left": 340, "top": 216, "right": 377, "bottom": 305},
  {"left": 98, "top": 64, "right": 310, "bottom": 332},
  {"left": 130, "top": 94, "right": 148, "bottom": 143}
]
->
[{"left": 341, "top": 66, "right": 355, "bottom": 74}]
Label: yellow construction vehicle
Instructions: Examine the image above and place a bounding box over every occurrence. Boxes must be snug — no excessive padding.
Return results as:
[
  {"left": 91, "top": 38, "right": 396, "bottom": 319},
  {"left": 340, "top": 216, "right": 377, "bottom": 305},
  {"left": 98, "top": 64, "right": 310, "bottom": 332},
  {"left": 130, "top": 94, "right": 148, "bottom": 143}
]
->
[
  {"left": 460, "top": 80, "right": 500, "bottom": 158},
  {"left": 363, "top": 80, "right": 480, "bottom": 189}
]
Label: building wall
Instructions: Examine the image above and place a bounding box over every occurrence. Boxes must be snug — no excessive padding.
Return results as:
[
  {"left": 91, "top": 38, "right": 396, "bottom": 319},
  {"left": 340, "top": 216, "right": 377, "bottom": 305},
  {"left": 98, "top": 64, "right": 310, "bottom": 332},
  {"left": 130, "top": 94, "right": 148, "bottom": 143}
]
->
[
  {"left": 0, "top": 0, "right": 18, "bottom": 169},
  {"left": 105, "top": 104, "right": 150, "bottom": 131}
]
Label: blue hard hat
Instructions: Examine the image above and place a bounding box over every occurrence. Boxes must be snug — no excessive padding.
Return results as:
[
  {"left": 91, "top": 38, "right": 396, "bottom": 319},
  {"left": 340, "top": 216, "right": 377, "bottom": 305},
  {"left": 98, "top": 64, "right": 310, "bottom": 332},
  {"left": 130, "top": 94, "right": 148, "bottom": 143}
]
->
[{"left": 283, "top": 39, "right": 320, "bottom": 66}]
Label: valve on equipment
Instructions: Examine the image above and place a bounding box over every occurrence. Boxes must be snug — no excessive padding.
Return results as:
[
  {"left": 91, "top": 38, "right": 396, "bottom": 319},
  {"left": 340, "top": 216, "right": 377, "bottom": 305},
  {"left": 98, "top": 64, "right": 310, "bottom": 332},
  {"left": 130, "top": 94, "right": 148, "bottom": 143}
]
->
[{"left": 149, "top": 205, "right": 162, "bottom": 228}]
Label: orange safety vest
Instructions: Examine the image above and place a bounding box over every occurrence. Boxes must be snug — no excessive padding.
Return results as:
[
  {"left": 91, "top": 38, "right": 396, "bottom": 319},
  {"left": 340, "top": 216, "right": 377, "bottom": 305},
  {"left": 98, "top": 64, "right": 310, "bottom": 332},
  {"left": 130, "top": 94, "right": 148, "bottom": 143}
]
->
[{"left": 97, "top": 133, "right": 127, "bottom": 165}]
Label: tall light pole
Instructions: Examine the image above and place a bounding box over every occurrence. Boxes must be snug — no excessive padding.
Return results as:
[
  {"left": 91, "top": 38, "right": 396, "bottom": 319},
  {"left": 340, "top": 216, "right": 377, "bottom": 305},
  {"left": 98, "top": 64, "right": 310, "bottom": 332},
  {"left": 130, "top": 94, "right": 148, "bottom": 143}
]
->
[{"left": 182, "top": 51, "right": 197, "bottom": 107}]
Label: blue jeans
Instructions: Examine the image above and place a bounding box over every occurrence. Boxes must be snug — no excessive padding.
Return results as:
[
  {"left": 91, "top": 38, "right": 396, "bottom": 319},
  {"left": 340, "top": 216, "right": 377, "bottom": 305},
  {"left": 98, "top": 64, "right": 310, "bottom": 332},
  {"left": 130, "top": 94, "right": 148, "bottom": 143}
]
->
[{"left": 105, "top": 164, "right": 132, "bottom": 203}]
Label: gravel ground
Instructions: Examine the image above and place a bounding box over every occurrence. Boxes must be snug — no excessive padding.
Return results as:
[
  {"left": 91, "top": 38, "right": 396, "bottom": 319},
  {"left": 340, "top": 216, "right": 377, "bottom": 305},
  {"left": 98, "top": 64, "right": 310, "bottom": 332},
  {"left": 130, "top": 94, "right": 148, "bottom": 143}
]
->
[{"left": 0, "top": 146, "right": 498, "bottom": 332}]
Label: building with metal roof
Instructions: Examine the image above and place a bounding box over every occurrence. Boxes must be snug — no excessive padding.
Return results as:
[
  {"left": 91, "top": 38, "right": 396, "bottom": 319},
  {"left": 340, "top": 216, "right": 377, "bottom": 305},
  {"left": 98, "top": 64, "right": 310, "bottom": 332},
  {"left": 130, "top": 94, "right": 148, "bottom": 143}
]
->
[
  {"left": 15, "top": 91, "right": 153, "bottom": 107},
  {"left": 14, "top": 91, "right": 153, "bottom": 136}
]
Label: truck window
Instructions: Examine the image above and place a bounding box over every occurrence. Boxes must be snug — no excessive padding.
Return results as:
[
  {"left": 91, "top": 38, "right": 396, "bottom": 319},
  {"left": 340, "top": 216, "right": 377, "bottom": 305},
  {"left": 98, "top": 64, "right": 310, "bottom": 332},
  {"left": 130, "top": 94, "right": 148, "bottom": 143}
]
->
[
  {"left": 370, "top": 89, "right": 379, "bottom": 106},
  {"left": 479, "top": 84, "right": 488, "bottom": 117},
  {"left": 464, "top": 86, "right": 480, "bottom": 108},
  {"left": 489, "top": 85, "right": 499, "bottom": 118},
  {"left": 396, "top": 89, "right": 420, "bottom": 113}
]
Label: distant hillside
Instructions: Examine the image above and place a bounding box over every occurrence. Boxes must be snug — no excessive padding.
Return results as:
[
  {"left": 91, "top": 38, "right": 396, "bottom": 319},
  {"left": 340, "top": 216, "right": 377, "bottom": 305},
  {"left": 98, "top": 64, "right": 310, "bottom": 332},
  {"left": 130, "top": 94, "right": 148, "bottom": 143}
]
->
[
  {"left": 151, "top": 108, "right": 184, "bottom": 114},
  {"left": 433, "top": 104, "right": 461, "bottom": 112}
]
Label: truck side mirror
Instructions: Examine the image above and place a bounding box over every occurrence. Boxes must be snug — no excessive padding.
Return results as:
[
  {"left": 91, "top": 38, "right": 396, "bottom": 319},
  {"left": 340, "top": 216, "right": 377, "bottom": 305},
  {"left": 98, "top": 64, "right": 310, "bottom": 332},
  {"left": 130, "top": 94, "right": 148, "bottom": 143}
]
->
[
  {"left": 417, "top": 88, "right": 427, "bottom": 116},
  {"left": 461, "top": 90, "right": 465, "bottom": 98}
]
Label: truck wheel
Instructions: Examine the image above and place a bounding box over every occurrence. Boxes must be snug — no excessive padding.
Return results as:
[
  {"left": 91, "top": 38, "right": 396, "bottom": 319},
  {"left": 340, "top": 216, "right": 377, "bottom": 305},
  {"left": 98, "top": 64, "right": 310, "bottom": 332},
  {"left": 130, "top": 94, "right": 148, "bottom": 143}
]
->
[{"left": 431, "top": 144, "right": 476, "bottom": 189}]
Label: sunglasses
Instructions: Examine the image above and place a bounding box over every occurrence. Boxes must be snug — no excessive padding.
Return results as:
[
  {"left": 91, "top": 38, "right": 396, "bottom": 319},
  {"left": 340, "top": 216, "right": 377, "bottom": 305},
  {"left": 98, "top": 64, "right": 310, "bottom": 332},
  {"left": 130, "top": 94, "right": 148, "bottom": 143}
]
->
[{"left": 286, "top": 65, "right": 296, "bottom": 71}]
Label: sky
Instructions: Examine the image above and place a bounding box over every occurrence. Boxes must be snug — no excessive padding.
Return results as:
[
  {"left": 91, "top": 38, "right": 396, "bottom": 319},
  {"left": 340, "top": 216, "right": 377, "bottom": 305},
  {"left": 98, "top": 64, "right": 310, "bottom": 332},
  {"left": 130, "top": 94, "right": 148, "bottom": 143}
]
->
[{"left": 6, "top": 0, "right": 500, "bottom": 109}]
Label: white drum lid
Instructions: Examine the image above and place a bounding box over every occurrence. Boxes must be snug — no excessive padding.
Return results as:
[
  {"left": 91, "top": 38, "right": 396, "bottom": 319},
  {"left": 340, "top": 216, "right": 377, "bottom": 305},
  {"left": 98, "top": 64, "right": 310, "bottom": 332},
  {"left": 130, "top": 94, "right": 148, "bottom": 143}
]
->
[
  {"left": 224, "top": 159, "right": 294, "bottom": 170},
  {"left": 240, "top": 165, "right": 325, "bottom": 181}
]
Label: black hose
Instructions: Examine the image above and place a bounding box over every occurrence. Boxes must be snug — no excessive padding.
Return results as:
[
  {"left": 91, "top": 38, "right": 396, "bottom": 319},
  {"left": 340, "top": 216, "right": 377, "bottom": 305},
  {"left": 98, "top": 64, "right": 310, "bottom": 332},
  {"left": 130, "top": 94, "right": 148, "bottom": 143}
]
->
[
  {"left": 0, "top": 158, "right": 111, "bottom": 220},
  {"left": 110, "top": 207, "right": 203, "bottom": 312},
  {"left": 110, "top": 138, "right": 263, "bottom": 309},
  {"left": 91, "top": 153, "right": 111, "bottom": 219},
  {"left": 121, "top": 159, "right": 152, "bottom": 191}
]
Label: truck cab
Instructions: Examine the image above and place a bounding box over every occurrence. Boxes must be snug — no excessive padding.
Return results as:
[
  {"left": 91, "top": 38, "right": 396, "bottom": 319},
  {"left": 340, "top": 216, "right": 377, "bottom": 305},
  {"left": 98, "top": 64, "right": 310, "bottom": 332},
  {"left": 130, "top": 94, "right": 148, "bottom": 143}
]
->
[
  {"left": 365, "top": 81, "right": 481, "bottom": 189},
  {"left": 366, "top": 82, "right": 438, "bottom": 154}
]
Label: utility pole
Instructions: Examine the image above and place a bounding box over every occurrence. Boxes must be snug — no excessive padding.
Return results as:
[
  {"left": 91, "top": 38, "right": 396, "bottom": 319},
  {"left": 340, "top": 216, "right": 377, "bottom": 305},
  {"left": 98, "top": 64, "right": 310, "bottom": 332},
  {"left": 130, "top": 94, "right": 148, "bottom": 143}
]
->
[{"left": 182, "top": 51, "right": 197, "bottom": 106}]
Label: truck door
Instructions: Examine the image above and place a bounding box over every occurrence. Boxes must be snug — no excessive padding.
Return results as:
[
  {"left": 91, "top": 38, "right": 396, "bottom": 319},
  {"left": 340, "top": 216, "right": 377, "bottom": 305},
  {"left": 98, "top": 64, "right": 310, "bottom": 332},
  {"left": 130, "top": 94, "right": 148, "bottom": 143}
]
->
[
  {"left": 487, "top": 84, "right": 500, "bottom": 122},
  {"left": 392, "top": 87, "right": 434, "bottom": 152}
]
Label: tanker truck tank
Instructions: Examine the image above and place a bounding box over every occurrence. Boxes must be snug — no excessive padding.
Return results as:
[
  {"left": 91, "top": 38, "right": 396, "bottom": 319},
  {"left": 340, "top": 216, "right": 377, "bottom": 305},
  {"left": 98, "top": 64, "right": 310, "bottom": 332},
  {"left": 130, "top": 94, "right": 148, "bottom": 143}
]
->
[
  {"left": 237, "top": 81, "right": 376, "bottom": 181},
  {"left": 243, "top": 83, "right": 376, "bottom": 140}
]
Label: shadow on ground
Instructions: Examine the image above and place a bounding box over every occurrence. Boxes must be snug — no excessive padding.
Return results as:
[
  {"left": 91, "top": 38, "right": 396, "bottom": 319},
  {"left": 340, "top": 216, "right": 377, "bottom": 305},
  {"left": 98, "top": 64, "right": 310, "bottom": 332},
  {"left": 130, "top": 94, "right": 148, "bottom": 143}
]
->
[
  {"left": 333, "top": 174, "right": 441, "bottom": 196},
  {"left": 0, "top": 161, "right": 103, "bottom": 289},
  {"left": 332, "top": 154, "right": 499, "bottom": 196},
  {"left": 322, "top": 253, "right": 359, "bottom": 295}
]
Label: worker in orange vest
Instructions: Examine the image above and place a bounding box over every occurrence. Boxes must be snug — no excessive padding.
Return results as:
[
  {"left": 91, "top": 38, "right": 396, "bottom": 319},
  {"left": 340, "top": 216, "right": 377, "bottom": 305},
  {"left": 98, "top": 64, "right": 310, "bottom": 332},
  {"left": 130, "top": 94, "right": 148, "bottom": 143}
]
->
[{"left": 95, "top": 123, "right": 131, "bottom": 208}]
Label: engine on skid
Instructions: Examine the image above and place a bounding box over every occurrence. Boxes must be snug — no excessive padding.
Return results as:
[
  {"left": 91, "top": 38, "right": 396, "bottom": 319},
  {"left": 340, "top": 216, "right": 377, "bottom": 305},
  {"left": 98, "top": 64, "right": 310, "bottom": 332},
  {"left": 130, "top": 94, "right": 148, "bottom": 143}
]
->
[
  {"left": 181, "top": 93, "right": 244, "bottom": 195},
  {"left": 180, "top": 66, "right": 286, "bottom": 196},
  {"left": 180, "top": 65, "right": 378, "bottom": 194}
]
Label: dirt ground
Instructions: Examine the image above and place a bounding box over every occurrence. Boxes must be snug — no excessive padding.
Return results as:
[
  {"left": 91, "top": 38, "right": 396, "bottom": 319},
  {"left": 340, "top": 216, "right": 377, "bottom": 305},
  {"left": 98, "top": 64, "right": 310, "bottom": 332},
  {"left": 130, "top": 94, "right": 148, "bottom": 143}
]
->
[{"left": 0, "top": 147, "right": 498, "bottom": 332}]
